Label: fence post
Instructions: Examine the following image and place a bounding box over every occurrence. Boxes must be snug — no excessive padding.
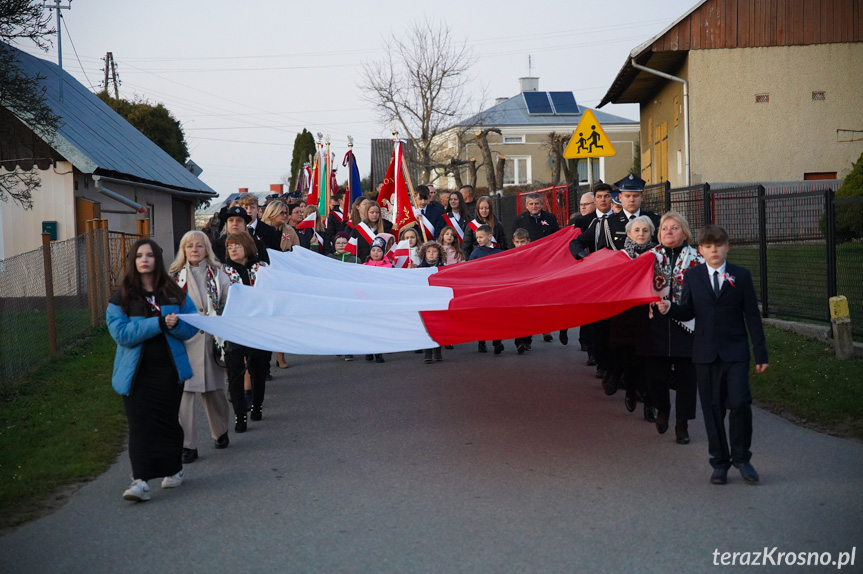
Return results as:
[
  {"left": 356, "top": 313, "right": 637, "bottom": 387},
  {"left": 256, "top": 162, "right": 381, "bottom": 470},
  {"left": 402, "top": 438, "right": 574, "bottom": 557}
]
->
[
  {"left": 702, "top": 183, "right": 712, "bottom": 228},
  {"left": 825, "top": 187, "right": 838, "bottom": 299},
  {"left": 41, "top": 233, "right": 58, "bottom": 356},
  {"left": 664, "top": 180, "right": 671, "bottom": 213},
  {"left": 757, "top": 185, "right": 769, "bottom": 318},
  {"left": 85, "top": 220, "right": 99, "bottom": 327},
  {"left": 99, "top": 220, "right": 111, "bottom": 323}
]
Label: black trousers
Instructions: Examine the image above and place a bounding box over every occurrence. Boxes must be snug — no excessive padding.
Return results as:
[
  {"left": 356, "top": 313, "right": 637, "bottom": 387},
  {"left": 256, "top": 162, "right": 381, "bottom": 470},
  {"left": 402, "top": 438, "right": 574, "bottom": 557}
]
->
[
  {"left": 593, "top": 319, "right": 612, "bottom": 370},
  {"left": 644, "top": 356, "right": 697, "bottom": 422},
  {"left": 696, "top": 360, "right": 753, "bottom": 470},
  {"left": 610, "top": 345, "right": 649, "bottom": 404},
  {"left": 225, "top": 346, "right": 271, "bottom": 417},
  {"left": 579, "top": 323, "right": 594, "bottom": 352}
]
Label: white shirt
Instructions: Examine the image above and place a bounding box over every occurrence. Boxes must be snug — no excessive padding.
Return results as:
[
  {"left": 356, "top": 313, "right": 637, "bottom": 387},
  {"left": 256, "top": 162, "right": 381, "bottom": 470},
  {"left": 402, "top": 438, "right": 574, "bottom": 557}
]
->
[
  {"left": 622, "top": 209, "right": 641, "bottom": 220},
  {"left": 594, "top": 208, "right": 611, "bottom": 219},
  {"left": 706, "top": 262, "right": 728, "bottom": 289}
]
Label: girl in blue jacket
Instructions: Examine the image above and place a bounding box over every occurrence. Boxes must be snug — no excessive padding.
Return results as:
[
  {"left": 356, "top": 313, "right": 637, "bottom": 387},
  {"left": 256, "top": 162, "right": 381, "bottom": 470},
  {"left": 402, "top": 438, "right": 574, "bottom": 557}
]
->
[{"left": 107, "top": 239, "right": 198, "bottom": 502}]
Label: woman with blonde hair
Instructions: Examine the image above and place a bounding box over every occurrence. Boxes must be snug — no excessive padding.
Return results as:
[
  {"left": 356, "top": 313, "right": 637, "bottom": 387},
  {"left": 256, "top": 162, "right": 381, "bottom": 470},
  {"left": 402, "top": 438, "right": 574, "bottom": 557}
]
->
[
  {"left": 638, "top": 210, "right": 704, "bottom": 445},
  {"left": 169, "top": 231, "right": 232, "bottom": 463},
  {"left": 261, "top": 200, "right": 300, "bottom": 252}
]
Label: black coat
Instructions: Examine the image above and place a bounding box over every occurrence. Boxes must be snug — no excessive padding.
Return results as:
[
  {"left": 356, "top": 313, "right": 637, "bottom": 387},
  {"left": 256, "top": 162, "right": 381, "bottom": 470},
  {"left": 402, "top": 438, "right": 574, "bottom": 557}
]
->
[
  {"left": 569, "top": 211, "right": 597, "bottom": 233},
  {"left": 323, "top": 209, "right": 347, "bottom": 247},
  {"left": 513, "top": 210, "right": 560, "bottom": 242},
  {"left": 249, "top": 220, "right": 281, "bottom": 252},
  {"left": 350, "top": 219, "right": 394, "bottom": 262},
  {"left": 668, "top": 263, "right": 768, "bottom": 365},
  {"left": 462, "top": 219, "right": 508, "bottom": 259},
  {"left": 419, "top": 202, "right": 446, "bottom": 238}
]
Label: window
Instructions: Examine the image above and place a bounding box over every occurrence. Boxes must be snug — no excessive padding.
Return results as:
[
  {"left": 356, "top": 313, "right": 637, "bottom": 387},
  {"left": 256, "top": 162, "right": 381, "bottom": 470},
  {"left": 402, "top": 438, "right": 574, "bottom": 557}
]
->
[
  {"left": 755, "top": 93, "right": 769, "bottom": 103},
  {"left": 812, "top": 91, "right": 826, "bottom": 101},
  {"left": 503, "top": 156, "right": 531, "bottom": 185},
  {"left": 502, "top": 135, "right": 525, "bottom": 144}
]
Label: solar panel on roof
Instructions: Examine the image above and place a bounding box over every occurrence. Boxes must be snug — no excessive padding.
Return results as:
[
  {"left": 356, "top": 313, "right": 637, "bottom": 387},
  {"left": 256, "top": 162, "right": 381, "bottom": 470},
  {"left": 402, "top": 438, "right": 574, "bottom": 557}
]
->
[
  {"left": 523, "top": 91, "right": 553, "bottom": 115},
  {"left": 549, "top": 92, "right": 579, "bottom": 115}
]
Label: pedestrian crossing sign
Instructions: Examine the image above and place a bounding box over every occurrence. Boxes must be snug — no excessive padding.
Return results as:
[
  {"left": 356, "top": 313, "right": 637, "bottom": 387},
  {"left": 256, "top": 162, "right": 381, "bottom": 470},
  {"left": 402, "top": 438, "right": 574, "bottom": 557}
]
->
[{"left": 564, "top": 109, "right": 616, "bottom": 159}]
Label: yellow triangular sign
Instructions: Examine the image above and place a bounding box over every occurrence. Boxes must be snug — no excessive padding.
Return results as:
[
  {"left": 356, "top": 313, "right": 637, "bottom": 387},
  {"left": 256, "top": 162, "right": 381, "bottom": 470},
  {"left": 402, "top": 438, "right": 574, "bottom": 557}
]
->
[{"left": 564, "top": 109, "right": 616, "bottom": 158}]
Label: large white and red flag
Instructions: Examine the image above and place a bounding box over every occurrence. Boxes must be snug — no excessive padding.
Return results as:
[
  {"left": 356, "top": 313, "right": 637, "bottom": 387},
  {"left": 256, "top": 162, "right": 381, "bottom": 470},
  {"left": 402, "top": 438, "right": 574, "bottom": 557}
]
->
[
  {"left": 377, "top": 141, "right": 418, "bottom": 234},
  {"left": 179, "top": 227, "right": 659, "bottom": 354}
]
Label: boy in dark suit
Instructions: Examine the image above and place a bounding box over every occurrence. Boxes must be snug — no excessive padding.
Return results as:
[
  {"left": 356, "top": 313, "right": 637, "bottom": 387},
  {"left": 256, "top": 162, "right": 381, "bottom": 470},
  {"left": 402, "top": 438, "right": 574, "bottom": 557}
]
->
[{"left": 657, "top": 225, "right": 768, "bottom": 485}]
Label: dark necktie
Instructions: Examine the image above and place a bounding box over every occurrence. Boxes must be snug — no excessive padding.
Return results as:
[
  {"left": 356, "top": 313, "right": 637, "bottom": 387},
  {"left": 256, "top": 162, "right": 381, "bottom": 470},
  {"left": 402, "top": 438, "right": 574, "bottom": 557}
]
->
[
  {"left": 629, "top": 214, "right": 635, "bottom": 220},
  {"left": 596, "top": 215, "right": 607, "bottom": 247},
  {"left": 713, "top": 270, "right": 721, "bottom": 297}
]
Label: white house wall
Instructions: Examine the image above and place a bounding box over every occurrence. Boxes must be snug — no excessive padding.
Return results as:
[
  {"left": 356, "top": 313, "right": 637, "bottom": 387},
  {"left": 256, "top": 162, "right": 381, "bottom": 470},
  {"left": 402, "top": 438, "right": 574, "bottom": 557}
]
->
[
  {"left": 688, "top": 43, "right": 863, "bottom": 182},
  {"left": 0, "top": 161, "right": 75, "bottom": 260}
]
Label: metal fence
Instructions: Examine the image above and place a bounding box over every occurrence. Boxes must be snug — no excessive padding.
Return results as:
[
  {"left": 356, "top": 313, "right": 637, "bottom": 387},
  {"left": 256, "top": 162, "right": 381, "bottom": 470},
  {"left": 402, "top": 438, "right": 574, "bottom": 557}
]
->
[
  {"left": 641, "top": 180, "right": 861, "bottom": 338},
  {"left": 0, "top": 228, "right": 114, "bottom": 385}
]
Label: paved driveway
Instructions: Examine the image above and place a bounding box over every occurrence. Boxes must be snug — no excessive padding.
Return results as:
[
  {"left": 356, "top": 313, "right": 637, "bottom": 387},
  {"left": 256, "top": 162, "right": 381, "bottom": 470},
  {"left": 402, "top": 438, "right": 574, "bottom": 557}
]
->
[{"left": 1, "top": 337, "right": 861, "bottom": 573}]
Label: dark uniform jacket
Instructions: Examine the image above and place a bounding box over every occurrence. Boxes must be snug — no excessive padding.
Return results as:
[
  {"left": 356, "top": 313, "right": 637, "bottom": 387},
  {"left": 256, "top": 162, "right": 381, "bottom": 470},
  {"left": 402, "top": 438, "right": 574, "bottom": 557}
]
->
[{"left": 570, "top": 209, "right": 660, "bottom": 259}]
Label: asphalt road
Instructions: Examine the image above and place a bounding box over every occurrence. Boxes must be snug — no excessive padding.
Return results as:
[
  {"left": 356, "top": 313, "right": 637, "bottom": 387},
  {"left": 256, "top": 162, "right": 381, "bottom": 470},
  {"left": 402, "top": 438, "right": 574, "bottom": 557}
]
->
[{"left": 1, "top": 335, "right": 861, "bottom": 573}]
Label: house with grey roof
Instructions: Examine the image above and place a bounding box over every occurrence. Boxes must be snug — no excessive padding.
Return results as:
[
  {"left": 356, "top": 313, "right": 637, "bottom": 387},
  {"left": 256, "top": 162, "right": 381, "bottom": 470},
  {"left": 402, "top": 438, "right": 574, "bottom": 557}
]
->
[
  {"left": 0, "top": 43, "right": 216, "bottom": 260},
  {"left": 433, "top": 77, "right": 639, "bottom": 191}
]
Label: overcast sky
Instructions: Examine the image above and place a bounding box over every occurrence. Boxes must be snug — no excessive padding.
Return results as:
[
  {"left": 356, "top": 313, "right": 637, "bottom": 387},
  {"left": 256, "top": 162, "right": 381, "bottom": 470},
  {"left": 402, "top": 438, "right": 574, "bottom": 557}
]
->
[{"left": 18, "top": 0, "right": 697, "bottom": 201}]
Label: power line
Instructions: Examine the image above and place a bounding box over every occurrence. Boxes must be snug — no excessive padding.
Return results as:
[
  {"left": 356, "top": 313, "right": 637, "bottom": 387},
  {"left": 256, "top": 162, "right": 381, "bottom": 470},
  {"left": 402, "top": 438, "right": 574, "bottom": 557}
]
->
[{"left": 60, "top": 14, "right": 96, "bottom": 91}]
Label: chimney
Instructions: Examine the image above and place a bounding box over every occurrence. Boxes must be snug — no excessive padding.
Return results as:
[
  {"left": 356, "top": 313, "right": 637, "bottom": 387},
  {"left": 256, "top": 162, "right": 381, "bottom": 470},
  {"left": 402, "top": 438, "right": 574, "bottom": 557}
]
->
[
  {"left": 239, "top": 187, "right": 249, "bottom": 194},
  {"left": 494, "top": 97, "right": 509, "bottom": 106},
  {"left": 519, "top": 77, "right": 539, "bottom": 93},
  {"left": 270, "top": 183, "right": 284, "bottom": 195}
]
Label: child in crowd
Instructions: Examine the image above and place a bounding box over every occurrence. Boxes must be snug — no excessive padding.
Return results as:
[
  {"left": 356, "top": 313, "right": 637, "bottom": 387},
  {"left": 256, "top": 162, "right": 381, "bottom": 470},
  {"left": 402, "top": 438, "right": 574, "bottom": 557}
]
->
[
  {"left": 327, "top": 232, "right": 358, "bottom": 263},
  {"left": 657, "top": 224, "right": 768, "bottom": 485},
  {"left": 399, "top": 227, "right": 422, "bottom": 267},
  {"left": 467, "top": 225, "right": 500, "bottom": 261},
  {"left": 468, "top": 225, "right": 504, "bottom": 354},
  {"left": 511, "top": 228, "right": 534, "bottom": 354},
  {"left": 439, "top": 226, "right": 464, "bottom": 265},
  {"left": 418, "top": 241, "right": 446, "bottom": 363},
  {"left": 364, "top": 237, "right": 393, "bottom": 268}
]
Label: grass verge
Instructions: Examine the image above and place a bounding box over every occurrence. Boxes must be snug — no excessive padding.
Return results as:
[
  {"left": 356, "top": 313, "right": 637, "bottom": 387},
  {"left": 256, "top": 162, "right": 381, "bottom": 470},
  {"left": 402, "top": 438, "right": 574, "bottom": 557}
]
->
[
  {"left": 751, "top": 325, "right": 863, "bottom": 440},
  {"left": 0, "top": 328, "right": 126, "bottom": 531}
]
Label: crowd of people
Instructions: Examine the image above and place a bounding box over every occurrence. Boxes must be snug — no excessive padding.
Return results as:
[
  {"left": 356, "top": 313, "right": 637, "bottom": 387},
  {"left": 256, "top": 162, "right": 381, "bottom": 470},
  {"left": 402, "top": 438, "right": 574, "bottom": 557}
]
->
[{"left": 108, "top": 178, "right": 768, "bottom": 501}]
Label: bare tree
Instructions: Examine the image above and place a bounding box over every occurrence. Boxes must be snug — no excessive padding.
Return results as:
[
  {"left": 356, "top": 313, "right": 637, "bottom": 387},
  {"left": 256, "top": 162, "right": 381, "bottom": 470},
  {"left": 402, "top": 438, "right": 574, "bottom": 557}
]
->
[
  {"left": 1, "top": 1, "right": 61, "bottom": 208},
  {"left": 472, "top": 128, "right": 501, "bottom": 191},
  {"left": 360, "top": 18, "right": 477, "bottom": 185}
]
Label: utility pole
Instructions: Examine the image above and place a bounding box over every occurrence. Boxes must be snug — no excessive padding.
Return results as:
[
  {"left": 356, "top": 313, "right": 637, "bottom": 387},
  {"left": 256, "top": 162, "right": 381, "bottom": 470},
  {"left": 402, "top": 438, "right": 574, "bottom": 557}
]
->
[
  {"left": 46, "top": 0, "right": 73, "bottom": 103},
  {"left": 103, "top": 52, "right": 120, "bottom": 98}
]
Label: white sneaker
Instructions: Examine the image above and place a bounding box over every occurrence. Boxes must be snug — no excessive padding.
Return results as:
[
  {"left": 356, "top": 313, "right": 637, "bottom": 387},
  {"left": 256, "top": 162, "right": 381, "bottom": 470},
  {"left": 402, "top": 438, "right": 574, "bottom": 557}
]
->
[
  {"left": 161, "top": 468, "right": 185, "bottom": 489},
  {"left": 123, "top": 479, "right": 151, "bottom": 502}
]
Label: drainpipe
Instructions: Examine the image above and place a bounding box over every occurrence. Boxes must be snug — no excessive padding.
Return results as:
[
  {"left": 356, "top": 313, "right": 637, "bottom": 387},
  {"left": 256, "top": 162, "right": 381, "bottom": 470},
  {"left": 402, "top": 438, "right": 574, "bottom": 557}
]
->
[
  {"left": 630, "top": 59, "right": 690, "bottom": 187},
  {"left": 92, "top": 175, "right": 148, "bottom": 213}
]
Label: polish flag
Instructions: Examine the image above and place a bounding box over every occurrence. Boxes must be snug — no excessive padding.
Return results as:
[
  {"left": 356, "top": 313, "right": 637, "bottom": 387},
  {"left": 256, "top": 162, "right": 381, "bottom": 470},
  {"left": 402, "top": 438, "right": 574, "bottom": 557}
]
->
[
  {"left": 442, "top": 214, "right": 463, "bottom": 243},
  {"left": 388, "top": 239, "right": 412, "bottom": 268},
  {"left": 469, "top": 219, "right": 499, "bottom": 246},
  {"left": 295, "top": 211, "right": 317, "bottom": 230},
  {"left": 344, "top": 236, "right": 358, "bottom": 255},
  {"left": 180, "top": 227, "right": 659, "bottom": 354},
  {"left": 355, "top": 221, "right": 376, "bottom": 245}
]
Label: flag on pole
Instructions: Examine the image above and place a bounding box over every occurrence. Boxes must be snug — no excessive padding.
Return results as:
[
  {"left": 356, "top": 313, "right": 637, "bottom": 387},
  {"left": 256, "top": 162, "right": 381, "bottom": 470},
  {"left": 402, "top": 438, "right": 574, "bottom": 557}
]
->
[
  {"left": 295, "top": 211, "right": 317, "bottom": 230},
  {"left": 342, "top": 147, "right": 364, "bottom": 217},
  {"left": 376, "top": 140, "right": 418, "bottom": 233},
  {"left": 388, "top": 239, "right": 412, "bottom": 268},
  {"left": 344, "top": 236, "right": 358, "bottom": 255},
  {"left": 307, "top": 146, "right": 322, "bottom": 208}
]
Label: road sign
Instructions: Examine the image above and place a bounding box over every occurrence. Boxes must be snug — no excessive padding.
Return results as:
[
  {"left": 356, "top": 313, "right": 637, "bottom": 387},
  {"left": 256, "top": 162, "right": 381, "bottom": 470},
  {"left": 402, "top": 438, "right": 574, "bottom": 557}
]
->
[{"left": 564, "top": 109, "right": 616, "bottom": 158}]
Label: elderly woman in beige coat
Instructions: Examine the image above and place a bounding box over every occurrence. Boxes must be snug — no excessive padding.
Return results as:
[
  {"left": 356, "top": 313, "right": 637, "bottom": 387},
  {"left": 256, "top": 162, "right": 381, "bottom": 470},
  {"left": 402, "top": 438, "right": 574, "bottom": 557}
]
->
[{"left": 169, "top": 230, "right": 232, "bottom": 463}]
